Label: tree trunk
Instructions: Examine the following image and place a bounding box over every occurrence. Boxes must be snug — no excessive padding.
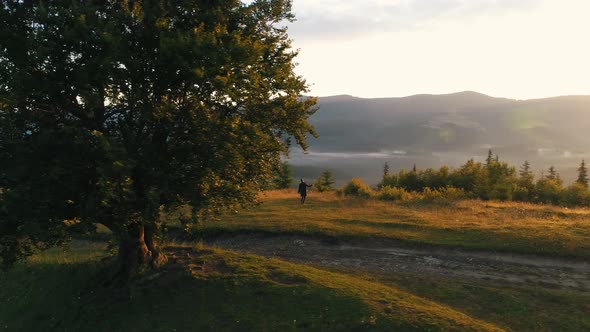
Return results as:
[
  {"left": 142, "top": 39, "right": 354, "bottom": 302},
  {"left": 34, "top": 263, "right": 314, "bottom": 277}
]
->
[
  {"left": 144, "top": 223, "right": 167, "bottom": 268},
  {"left": 117, "top": 222, "right": 168, "bottom": 278}
]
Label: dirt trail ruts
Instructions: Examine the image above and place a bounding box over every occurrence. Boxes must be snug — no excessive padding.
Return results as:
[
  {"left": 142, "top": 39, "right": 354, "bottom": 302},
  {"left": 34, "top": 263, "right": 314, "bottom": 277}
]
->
[{"left": 207, "top": 234, "right": 590, "bottom": 291}]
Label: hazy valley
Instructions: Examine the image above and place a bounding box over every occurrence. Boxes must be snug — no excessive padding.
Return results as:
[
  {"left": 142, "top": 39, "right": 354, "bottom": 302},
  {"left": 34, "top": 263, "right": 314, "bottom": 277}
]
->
[{"left": 291, "top": 91, "right": 590, "bottom": 184}]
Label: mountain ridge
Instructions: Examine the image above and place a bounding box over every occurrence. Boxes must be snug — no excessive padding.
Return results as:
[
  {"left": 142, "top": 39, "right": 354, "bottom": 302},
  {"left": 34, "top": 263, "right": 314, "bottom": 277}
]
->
[
  {"left": 313, "top": 91, "right": 590, "bottom": 102},
  {"left": 292, "top": 92, "right": 590, "bottom": 184}
]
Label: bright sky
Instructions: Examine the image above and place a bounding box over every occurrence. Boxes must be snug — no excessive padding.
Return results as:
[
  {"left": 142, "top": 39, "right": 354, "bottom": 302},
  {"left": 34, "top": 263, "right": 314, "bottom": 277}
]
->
[{"left": 286, "top": 0, "right": 590, "bottom": 99}]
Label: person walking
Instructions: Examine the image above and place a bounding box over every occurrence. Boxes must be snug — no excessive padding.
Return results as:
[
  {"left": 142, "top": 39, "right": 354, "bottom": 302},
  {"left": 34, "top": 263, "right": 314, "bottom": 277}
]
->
[{"left": 297, "top": 178, "right": 312, "bottom": 204}]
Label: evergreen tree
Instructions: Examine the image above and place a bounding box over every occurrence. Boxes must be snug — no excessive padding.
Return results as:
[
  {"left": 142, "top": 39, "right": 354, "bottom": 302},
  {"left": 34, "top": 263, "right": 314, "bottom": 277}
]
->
[
  {"left": 273, "top": 162, "right": 293, "bottom": 189},
  {"left": 576, "top": 160, "right": 589, "bottom": 188},
  {"left": 519, "top": 160, "right": 532, "bottom": 179},
  {"left": 515, "top": 160, "right": 534, "bottom": 201},
  {"left": 546, "top": 166, "right": 558, "bottom": 180},
  {"left": 518, "top": 160, "right": 534, "bottom": 187},
  {"left": 0, "top": 1, "right": 317, "bottom": 270},
  {"left": 315, "top": 170, "right": 335, "bottom": 192},
  {"left": 383, "top": 162, "right": 390, "bottom": 179},
  {"left": 485, "top": 149, "right": 494, "bottom": 167}
]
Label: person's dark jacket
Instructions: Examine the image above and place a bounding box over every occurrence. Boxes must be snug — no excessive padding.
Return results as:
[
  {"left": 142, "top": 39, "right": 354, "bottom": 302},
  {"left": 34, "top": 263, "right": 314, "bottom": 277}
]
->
[{"left": 298, "top": 182, "right": 311, "bottom": 195}]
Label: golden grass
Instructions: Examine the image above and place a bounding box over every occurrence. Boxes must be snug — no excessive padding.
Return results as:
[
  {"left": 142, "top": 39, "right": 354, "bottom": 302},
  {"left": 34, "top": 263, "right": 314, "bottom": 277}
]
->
[
  {"left": 193, "top": 190, "right": 590, "bottom": 257},
  {"left": 260, "top": 189, "right": 340, "bottom": 202}
]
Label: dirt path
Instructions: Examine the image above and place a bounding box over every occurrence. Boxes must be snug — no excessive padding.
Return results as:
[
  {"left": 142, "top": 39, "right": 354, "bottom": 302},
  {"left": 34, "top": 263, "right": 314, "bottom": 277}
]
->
[{"left": 207, "top": 234, "right": 590, "bottom": 291}]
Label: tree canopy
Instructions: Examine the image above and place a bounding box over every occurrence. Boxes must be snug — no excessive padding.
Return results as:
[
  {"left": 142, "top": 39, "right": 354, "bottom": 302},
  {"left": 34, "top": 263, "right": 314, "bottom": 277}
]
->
[{"left": 0, "top": 0, "right": 317, "bottom": 270}]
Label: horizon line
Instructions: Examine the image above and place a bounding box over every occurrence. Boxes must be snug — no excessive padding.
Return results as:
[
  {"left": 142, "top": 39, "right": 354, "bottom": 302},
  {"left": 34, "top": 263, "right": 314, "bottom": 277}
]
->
[{"left": 311, "top": 90, "right": 590, "bottom": 101}]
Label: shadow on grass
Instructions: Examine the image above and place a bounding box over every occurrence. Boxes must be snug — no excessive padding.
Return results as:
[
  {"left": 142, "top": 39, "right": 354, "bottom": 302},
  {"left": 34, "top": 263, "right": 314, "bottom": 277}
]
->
[
  {"left": 373, "top": 272, "right": 590, "bottom": 332},
  {"left": 0, "top": 244, "right": 396, "bottom": 332},
  {"left": 0, "top": 260, "right": 101, "bottom": 331}
]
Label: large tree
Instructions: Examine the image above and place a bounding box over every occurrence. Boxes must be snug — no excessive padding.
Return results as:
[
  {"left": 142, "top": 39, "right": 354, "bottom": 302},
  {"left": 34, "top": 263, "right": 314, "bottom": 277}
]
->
[{"left": 0, "top": 0, "right": 317, "bottom": 273}]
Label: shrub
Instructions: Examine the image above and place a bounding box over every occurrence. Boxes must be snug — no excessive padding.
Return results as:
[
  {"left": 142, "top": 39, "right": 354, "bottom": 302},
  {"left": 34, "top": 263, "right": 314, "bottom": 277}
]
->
[
  {"left": 512, "top": 186, "right": 530, "bottom": 202},
  {"left": 562, "top": 183, "right": 590, "bottom": 207},
  {"left": 489, "top": 181, "right": 514, "bottom": 201},
  {"left": 377, "top": 186, "right": 415, "bottom": 201},
  {"left": 534, "top": 179, "right": 563, "bottom": 205},
  {"left": 338, "top": 178, "right": 373, "bottom": 198},
  {"left": 439, "top": 186, "right": 467, "bottom": 200},
  {"left": 421, "top": 186, "right": 466, "bottom": 203}
]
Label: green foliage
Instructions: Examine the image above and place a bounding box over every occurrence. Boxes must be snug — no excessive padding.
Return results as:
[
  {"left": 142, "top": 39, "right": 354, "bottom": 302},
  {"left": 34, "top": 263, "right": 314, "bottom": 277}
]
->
[
  {"left": 338, "top": 179, "right": 373, "bottom": 198},
  {"left": 534, "top": 178, "right": 563, "bottom": 205},
  {"left": 373, "top": 151, "right": 590, "bottom": 207},
  {"left": 397, "top": 169, "right": 423, "bottom": 192},
  {"left": 376, "top": 186, "right": 466, "bottom": 204},
  {"left": 377, "top": 186, "right": 416, "bottom": 201},
  {"left": 378, "top": 155, "right": 515, "bottom": 202},
  {"left": 512, "top": 186, "right": 531, "bottom": 202},
  {"left": 421, "top": 166, "right": 451, "bottom": 189},
  {"left": 272, "top": 162, "right": 293, "bottom": 189},
  {"left": 380, "top": 174, "right": 399, "bottom": 188},
  {"left": 562, "top": 183, "right": 590, "bottom": 207},
  {"left": 481, "top": 157, "right": 517, "bottom": 200},
  {"left": 488, "top": 181, "right": 515, "bottom": 201},
  {"left": 420, "top": 186, "right": 467, "bottom": 203},
  {"left": 0, "top": 1, "right": 317, "bottom": 266},
  {"left": 451, "top": 159, "right": 486, "bottom": 193},
  {"left": 315, "top": 170, "right": 335, "bottom": 192}
]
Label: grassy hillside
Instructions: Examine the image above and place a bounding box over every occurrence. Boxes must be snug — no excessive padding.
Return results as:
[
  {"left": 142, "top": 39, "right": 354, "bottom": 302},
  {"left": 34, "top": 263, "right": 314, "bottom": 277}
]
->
[
  {"left": 189, "top": 190, "right": 590, "bottom": 258},
  {"left": 0, "top": 241, "right": 502, "bottom": 332},
  {"left": 3, "top": 192, "right": 590, "bottom": 331}
]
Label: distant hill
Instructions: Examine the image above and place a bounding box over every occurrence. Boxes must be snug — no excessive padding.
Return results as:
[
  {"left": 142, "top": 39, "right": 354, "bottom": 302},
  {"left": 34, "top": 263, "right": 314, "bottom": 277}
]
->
[{"left": 290, "top": 92, "right": 590, "bottom": 185}]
